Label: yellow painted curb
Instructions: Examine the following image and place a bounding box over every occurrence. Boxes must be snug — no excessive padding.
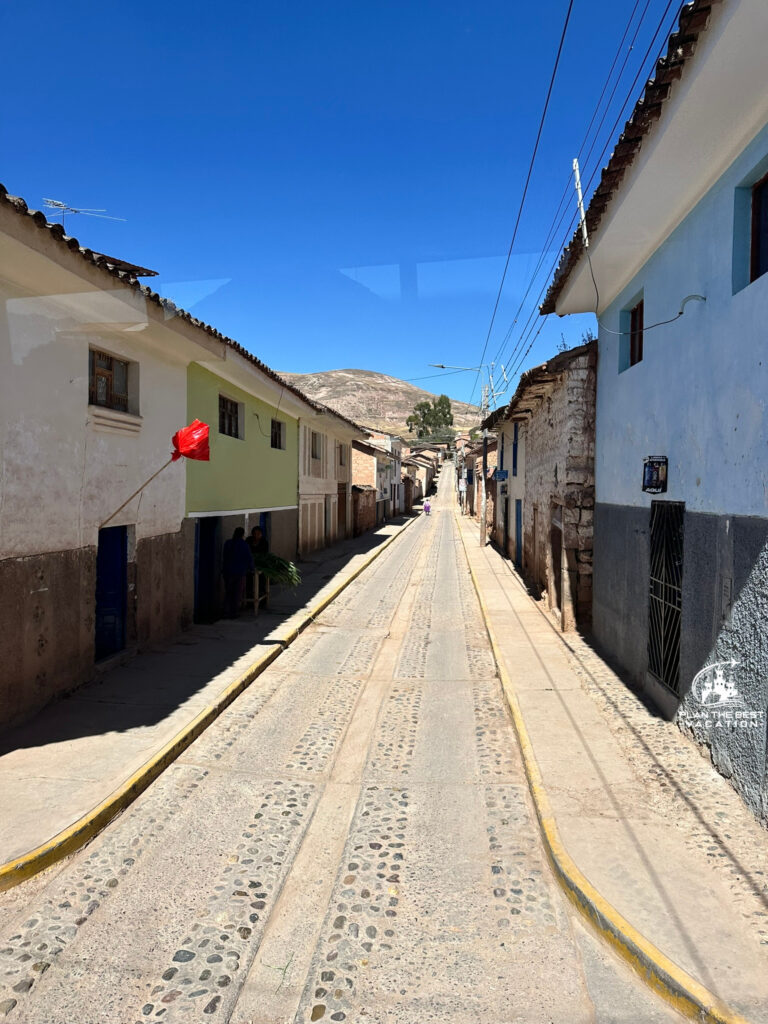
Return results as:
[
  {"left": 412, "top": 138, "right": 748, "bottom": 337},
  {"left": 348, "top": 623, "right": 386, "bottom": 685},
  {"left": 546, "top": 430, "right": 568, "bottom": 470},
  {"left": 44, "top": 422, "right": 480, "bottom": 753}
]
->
[
  {"left": 0, "top": 513, "right": 420, "bottom": 893},
  {"left": 455, "top": 513, "right": 749, "bottom": 1024}
]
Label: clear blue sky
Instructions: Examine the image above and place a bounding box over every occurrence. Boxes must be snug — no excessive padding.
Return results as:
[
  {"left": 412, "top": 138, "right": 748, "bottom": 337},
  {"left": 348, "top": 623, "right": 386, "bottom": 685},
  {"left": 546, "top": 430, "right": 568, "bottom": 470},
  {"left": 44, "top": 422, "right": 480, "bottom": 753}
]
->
[{"left": 1, "top": 0, "right": 679, "bottom": 408}]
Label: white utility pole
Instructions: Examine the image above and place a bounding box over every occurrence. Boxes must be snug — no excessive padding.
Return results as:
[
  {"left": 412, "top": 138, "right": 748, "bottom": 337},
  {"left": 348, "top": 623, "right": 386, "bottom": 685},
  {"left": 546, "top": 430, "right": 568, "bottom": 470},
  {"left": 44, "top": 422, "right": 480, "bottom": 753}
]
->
[
  {"left": 572, "top": 158, "right": 589, "bottom": 250},
  {"left": 479, "top": 380, "right": 489, "bottom": 547}
]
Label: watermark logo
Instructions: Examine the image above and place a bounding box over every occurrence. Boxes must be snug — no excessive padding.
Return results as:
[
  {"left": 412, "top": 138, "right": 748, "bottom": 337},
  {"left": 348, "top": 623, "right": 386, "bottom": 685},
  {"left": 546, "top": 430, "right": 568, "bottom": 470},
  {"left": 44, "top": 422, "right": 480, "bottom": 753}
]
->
[
  {"left": 691, "top": 660, "right": 743, "bottom": 708},
  {"left": 687, "top": 660, "right": 764, "bottom": 729}
]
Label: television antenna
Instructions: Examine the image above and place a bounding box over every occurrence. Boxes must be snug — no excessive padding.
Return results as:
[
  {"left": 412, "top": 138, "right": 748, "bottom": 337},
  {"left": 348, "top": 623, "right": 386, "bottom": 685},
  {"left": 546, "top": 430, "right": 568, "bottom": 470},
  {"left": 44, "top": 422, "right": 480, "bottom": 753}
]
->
[{"left": 42, "top": 198, "right": 126, "bottom": 230}]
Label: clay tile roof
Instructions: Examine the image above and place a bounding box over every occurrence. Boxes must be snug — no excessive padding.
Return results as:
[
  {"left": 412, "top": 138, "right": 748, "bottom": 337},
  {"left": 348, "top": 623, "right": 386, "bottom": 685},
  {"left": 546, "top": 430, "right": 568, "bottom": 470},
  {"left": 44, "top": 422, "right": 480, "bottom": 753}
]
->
[
  {"left": 540, "top": 0, "right": 721, "bottom": 315},
  {"left": 482, "top": 339, "right": 595, "bottom": 429},
  {"left": 0, "top": 183, "right": 364, "bottom": 434}
]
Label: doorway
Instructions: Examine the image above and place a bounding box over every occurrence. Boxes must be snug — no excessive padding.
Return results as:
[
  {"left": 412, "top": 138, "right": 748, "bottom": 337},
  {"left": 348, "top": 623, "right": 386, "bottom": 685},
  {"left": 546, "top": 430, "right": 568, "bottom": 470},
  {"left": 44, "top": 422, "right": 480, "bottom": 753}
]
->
[
  {"left": 337, "top": 483, "right": 347, "bottom": 538},
  {"left": 550, "top": 508, "right": 563, "bottom": 616},
  {"left": 648, "top": 501, "right": 685, "bottom": 694},
  {"left": 95, "top": 525, "right": 127, "bottom": 661},
  {"left": 194, "top": 516, "right": 221, "bottom": 623},
  {"left": 515, "top": 499, "right": 522, "bottom": 569}
]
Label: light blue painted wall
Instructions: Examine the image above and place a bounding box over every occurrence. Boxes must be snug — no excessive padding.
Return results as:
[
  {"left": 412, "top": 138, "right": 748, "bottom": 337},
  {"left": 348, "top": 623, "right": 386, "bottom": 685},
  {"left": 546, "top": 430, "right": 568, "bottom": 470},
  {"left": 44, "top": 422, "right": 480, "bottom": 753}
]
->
[{"left": 596, "top": 119, "right": 768, "bottom": 516}]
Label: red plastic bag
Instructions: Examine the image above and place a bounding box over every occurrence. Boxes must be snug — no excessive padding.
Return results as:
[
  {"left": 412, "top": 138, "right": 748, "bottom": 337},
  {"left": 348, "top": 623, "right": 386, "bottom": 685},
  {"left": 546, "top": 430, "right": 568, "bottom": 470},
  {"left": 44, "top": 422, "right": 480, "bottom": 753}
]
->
[{"left": 171, "top": 419, "right": 210, "bottom": 462}]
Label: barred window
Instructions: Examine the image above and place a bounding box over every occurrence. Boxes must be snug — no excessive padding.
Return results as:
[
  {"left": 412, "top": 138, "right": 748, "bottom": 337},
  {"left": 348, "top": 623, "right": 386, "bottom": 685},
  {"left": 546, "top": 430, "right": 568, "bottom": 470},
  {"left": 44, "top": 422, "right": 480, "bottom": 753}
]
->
[
  {"left": 89, "top": 349, "right": 129, "bottom": 412},
  {"left": 629, "top": 299, "right": 644, "bottom": 366},
  {"left": 219, "top": 395, "right": 241, "bottom": 438},
  {"left": 271, "top": 418, "right": 286, "bottom": 450}
]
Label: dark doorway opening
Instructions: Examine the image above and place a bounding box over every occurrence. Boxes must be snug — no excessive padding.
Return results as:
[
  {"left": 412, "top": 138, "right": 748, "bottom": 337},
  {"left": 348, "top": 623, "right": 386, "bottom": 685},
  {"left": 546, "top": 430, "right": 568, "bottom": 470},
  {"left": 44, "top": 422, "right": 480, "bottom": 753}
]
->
[
  {"left": 515, "top": 499, "right": 522, "bottom": 569},
  {"left": 550, "top": 515, "right": 563, "bottom": 616},
  {"left": 95, "top": 525, "right": 127, "bottom": 661},
  {"left": 194, "top": 516, "right": 221, "bottom": 623},
  {"left": 337, "top": 483, "right": 347, "bottom": 537}
]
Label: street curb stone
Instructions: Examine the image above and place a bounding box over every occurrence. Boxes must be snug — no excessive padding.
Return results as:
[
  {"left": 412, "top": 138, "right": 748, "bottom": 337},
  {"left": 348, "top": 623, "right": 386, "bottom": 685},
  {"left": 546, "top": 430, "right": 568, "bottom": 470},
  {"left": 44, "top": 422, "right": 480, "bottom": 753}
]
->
[
  {"left": 0, "top": 513, "right": 420, "bottom": 893},
  {"left": 455, "top": 512, "right": 749, "bottom": 1024}
]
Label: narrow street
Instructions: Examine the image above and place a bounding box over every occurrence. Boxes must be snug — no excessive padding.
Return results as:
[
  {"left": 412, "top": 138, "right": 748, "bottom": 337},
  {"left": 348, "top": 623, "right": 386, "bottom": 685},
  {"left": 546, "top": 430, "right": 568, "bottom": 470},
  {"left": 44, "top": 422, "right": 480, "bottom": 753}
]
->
[{"left": 0, "top": 470, "right": 676, "bottom": 1024}]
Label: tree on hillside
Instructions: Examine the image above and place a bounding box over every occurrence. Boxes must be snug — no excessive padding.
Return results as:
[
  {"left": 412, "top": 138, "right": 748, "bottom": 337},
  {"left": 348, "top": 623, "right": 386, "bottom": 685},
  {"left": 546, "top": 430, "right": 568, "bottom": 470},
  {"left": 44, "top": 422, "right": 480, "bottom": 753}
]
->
[{"left": 407, "top": 394, "right": 454, "bottom": 439}]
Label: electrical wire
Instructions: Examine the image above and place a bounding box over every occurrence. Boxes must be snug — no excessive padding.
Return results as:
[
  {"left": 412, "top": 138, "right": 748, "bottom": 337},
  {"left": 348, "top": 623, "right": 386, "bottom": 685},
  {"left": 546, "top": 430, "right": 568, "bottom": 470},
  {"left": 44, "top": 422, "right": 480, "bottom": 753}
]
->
[
  {"left": 490, "top": 0, "right": 648, "bottom": 371},
  {"left": 490, "top": 0, "right": 654, "bottom": 376},
  {"left": 403, "top": 368, "right": 478, "bottom": 383},
  {"left": 493, "top": 0, "right": 686, "bottom": 389},
  {"left": 468, "top": 0, "right": 576, "bottom": 408}
]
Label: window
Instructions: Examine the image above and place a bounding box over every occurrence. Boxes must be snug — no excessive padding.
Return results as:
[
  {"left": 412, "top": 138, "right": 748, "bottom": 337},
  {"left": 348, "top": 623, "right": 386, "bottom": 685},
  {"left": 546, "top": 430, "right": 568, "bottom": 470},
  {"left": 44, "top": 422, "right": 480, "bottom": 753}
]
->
[
  {"left": 512, "top": 422, "right": 519, "bottom": 477},
  {"left": 271, "top": 418, "right": 286, "bottom": 450},
  {"left": 311, "top": 431, "right": 322, "bottom": 460},
  {"left": 338, "top": 443, "right": 347, "bottom": 467},
  {"left": 89, "top": 349, "right": 129, "bottom": 412},
  {"left": 629, "top": 300, "right": 644, "bottom": 366},
  {"left": 751, "top": 172, "right": 768, "bottom": 282},
  {"left": 219, "top": 395, "right": 241, "bottom": 438}
]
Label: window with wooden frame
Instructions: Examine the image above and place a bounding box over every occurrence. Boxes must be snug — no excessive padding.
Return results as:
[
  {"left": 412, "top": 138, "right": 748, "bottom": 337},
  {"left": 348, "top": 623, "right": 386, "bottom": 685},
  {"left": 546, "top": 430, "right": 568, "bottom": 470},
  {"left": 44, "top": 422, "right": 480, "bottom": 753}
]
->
[
  {"left": 629, "top": 299, "right": 644, "bottom": 367},
  {"left": 219, "top": 395, "right": 241, "bottom": 438},
  {"left": 751, "top": 171, "right": 768, "bottom": 283},
  {"left": 337, "top": 442, "right": 347, "bottom": 467},
  {"left": 89, "top": 349, "right": 130, "bottom": 412},
  {"left": 311, "top": 430, "right": 322, "bottom": 460},
  {"left": 270, "top": 418, "right": 286, "bottom": 450}
]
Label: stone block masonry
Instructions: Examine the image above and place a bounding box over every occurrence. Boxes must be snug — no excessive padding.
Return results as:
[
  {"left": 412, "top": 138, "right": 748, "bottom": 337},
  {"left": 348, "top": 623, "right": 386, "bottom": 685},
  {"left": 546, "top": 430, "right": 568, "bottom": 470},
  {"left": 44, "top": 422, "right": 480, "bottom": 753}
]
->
[
  {"left": 352, "top": 486, "right": 376, "bottom": 537},
  {"left": 521, "top": 345, "right": 596, "bottom": 630}
]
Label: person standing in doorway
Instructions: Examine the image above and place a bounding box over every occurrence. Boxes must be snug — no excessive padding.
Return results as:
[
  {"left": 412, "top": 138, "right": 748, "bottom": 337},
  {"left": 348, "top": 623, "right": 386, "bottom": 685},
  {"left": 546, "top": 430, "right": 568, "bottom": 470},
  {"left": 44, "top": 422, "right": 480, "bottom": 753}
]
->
[
  {"left": 247, "top": 525, "right": 268, "bottom": 557},
  {"left": 222, "top": 526, "right": 254, "bottom": 618}
]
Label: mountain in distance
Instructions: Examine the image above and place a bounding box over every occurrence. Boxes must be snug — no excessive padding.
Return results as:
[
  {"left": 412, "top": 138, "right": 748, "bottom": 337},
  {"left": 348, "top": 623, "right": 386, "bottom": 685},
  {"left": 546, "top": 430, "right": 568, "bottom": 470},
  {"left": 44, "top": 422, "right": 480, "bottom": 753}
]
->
[{"left": 279, "top": 368, "right": 481, "bottom": 438}]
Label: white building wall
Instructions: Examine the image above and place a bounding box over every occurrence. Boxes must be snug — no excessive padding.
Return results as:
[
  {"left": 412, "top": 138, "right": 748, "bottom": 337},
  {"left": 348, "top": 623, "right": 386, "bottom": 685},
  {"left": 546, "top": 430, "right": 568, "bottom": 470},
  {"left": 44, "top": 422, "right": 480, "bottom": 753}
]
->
[
  {"left": 1, "top": 281, "right": 194, "bottom": 558},
  {"left": 596, "top": 119, "right": 768, "bottom": 518},
  {"left": 298, "top": 423, "right": 356, "bottom": 552}
]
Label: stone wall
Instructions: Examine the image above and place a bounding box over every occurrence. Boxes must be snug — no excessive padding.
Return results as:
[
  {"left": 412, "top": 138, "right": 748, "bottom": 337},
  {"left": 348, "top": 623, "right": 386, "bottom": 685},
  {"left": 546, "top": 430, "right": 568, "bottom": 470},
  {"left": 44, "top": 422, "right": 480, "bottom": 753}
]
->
[
  {"left": 351, "top": 447, "right": 376, "bottom": 488},
  {"left": 522, "top": 346, "right": 596, "bottom": 630},
  {"left": 352, "top": 486, "right": 376, "bottom": 537},
  {"left": 135, "top": 521, "right": 195, "bottom": 649},
  {"left": 0, "top": 547, "right": 96, "bottom": 728}
]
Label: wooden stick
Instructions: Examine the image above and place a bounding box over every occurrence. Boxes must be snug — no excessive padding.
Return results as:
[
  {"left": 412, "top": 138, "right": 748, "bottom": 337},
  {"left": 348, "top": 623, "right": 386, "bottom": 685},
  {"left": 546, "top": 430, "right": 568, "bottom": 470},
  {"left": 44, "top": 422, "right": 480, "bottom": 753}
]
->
[{"left": 99, "top": 457, "right": 175, "bottom": 529}]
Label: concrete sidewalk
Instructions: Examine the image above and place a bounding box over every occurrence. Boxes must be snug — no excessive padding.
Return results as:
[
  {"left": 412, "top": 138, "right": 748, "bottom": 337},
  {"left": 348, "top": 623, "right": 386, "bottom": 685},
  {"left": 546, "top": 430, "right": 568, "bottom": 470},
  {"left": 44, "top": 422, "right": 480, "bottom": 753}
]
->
[
  {"left": 457, "top": 515, "right": 768, "bottom": 1023},
  {"left": 0, "top": 515, "right": 418, "bottom": 871}
]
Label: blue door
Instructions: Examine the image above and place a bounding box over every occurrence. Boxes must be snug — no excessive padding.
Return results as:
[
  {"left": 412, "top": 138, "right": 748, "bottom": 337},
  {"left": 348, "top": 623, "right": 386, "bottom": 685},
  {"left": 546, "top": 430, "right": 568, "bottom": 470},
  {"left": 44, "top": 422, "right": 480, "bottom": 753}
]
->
[
  {"left": 95, "top": 525, "right": 127, "bottom": 660},
  {"left": 515, "top": 500, "right": 523, "bottom": 569}
]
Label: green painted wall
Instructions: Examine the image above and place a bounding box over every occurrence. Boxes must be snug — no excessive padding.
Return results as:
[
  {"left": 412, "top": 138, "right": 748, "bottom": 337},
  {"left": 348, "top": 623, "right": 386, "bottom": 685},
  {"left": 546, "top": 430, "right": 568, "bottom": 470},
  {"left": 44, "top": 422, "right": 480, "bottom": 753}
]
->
[{"left": 186, "top": 363, "right": 299, "bottom": 513}]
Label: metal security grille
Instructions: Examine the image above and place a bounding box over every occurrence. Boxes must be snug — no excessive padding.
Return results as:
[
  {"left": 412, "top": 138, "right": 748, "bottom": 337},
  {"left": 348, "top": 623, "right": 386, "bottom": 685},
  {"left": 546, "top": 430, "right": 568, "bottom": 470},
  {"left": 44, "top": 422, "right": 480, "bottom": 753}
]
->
[{"left": 647, "top": 501, "right": 684, "bottom": 694}]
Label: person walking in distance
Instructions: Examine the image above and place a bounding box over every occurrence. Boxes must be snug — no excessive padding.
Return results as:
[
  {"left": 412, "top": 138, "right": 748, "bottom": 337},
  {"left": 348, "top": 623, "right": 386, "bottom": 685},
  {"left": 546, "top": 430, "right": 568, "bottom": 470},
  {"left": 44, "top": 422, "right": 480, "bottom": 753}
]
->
[
  {"left": 424, "top": 499, "right": 431, "bottom": 516},
  {"left": 222, "top": 526, "right": 254, "bottom": 618}
]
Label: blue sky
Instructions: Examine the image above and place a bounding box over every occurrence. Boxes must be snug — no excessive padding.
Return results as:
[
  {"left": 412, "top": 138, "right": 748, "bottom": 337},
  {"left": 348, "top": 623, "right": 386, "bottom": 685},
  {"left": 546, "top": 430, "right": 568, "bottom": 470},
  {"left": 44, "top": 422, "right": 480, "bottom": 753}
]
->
[{"left": 1, "top": 0, "right": 679, "bottom": 408}]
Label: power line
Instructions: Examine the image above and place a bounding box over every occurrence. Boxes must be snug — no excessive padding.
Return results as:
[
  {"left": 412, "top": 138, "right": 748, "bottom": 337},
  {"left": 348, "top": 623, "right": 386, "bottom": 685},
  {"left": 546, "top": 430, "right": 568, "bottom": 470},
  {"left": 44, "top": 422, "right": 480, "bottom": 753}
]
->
[
  {"left": 494, "top": 0, "right": 685, "bottom": 390},
  {"left": 490, "top": 0, "right": 651, "bottom": 373},
  {"left": 468, "top": 0, "right": 576, "bottom": 408},
  {"left": 403, "top": 368, "right": 476, "bottom": 383}
]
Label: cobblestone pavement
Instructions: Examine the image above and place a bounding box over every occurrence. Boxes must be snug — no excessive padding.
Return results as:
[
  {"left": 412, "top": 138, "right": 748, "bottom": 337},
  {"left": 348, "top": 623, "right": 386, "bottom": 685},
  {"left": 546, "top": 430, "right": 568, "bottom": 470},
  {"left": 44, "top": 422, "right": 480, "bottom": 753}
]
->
[
  {"left": 0, "top": 471, "right": 679, "bottom": 1023},
  {"left": 553, "top": 610, "right": 768, "bottom": 949}
]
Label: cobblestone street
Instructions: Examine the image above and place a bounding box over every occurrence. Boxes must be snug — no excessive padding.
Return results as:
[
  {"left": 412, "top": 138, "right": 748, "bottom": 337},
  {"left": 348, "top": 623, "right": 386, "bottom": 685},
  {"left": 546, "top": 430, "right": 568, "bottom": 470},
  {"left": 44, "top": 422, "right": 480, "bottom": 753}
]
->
[{"left": 0, "top": 470, "right": 678, "bottom": 1024}]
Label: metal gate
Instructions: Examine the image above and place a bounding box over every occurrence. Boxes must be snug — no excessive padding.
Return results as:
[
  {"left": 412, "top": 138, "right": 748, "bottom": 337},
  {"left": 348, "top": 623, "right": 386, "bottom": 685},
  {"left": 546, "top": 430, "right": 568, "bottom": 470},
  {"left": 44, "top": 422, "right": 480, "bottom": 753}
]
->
[{"left": 647, "top": 501, "right": 685, "bottom": 694}]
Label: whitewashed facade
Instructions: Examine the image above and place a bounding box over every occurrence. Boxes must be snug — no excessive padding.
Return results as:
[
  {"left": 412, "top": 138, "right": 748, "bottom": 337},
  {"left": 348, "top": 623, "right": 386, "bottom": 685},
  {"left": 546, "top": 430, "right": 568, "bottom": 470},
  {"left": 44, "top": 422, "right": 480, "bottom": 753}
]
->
[
  {"left": 543, "top": 0, "right": 768, "bottom": 819},
  {"left": 0, "top": 189, "right": 220, "bottom": 726},
  {"left": 298, "top": 411, "right": 364, "bottom": 555}
]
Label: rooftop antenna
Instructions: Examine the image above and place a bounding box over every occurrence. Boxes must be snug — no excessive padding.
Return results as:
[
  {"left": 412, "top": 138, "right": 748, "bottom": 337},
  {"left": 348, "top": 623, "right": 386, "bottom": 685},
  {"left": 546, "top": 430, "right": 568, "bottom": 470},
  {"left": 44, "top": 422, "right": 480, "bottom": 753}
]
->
[{"left": 42, "top": 198, "right": 126, "bottom": 231}]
